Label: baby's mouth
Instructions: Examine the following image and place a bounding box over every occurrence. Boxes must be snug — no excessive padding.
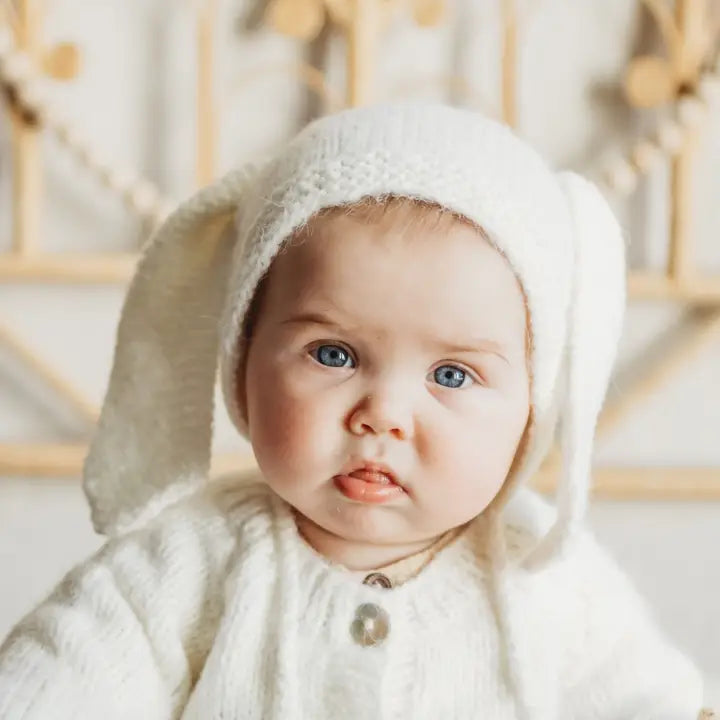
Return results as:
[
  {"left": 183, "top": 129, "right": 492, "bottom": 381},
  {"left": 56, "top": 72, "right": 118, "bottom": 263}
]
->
[
  {"left": 346, "top": 469, "right": 396, "bottom": 485},
  {"left": 333, "top": 465, "right": 405, "bottom": 504}
]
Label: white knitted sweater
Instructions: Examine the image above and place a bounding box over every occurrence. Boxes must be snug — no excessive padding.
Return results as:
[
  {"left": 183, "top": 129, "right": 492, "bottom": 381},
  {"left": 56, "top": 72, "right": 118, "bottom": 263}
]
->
[{"left": 0, "top": 477, "right": 703, "bottom": 720}]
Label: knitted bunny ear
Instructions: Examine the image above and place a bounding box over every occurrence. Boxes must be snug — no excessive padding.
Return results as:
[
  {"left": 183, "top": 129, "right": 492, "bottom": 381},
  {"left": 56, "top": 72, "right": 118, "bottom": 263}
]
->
[
  {"left": 83, "top": 169, "right": 253, "bottom": 537},
  {"left": 524, "top": 172, "right": 626, "bottom": 570}
]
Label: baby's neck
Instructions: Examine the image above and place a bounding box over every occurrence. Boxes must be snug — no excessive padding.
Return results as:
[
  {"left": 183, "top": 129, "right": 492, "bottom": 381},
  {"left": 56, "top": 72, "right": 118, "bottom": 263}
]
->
[{"left": 294, "top": 512, "right": 441, "bottom": 571}]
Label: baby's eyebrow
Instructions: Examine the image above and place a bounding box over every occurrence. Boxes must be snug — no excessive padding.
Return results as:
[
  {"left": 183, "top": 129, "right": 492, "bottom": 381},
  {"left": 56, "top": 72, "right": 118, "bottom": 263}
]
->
[
  {"left": 440, "top": 339, "right": 510, "bottom": 364},
  {"left": 280, "top": 312, "right": 341, "bottom": 328}
]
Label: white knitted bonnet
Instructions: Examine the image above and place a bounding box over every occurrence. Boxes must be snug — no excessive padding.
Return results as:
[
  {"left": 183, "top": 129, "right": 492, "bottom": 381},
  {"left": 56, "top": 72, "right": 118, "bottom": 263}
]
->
[{"left": 83, "top": 103, "right": 626, "bottom": 572}]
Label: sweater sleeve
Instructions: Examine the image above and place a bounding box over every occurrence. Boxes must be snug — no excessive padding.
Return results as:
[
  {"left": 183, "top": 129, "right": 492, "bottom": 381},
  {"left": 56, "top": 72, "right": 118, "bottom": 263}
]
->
[
  {"left": 558, "top": 533, "right": 706, "bottom": 720},
  {"left": 0, "top": 488, "right": 237, "bottom": 720}
]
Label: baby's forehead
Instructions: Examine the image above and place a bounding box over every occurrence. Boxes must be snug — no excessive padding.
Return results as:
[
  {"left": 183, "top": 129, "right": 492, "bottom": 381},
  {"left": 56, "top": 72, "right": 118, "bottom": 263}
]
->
[
  {"left": 266, "top": 204, "right": 525, "bottom": 327},
  {"left": 297, "top": 195, "right": 483, "bottom": 242},
  {"left": 269, "top": 198, "right": 513, "bottom": 301},
  {"left": 277, "top": 198, "right": 493, "bottom": 283},
  {"left": 273, "top": 211, "right": 492, "bottom": 304}
]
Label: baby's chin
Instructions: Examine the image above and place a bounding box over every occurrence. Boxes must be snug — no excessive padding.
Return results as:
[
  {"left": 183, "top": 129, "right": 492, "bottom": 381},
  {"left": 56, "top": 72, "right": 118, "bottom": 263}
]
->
[
  {"left": 263, "top": 475, "right": 452, "bottom": 548},
  {"left": 298, "top": 495, "right": 441, "bottom": 547}
]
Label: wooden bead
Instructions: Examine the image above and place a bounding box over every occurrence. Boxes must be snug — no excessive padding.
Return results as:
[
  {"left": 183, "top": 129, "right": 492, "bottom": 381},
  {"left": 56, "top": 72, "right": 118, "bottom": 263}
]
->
[
  {"left": 677, "top": 95, "right": 707, "bottom": 127},
  {"left": 130, "top": 182, "right": 161, "bottom": 216},
  {"left": 631, "top": 140, "right": 661, "bottom": 173},
  {"left": 16, "top": 81, "right": 44, "bottom": 114},
  {"left": 656, "top": 120, "right": 685, "bottom": 153},
  {"left": 42, "top": 43, "right": 80, "bottom": 81},
  {"left": 698, "top": 74, "right": 720, "bottom": 100},
  {"left": 0, "top": 52, "right": 32, "bottom": 84},
  {"left": 413, "top": 0, "right": 446, "bottom": 26},
  {"left": 606, "top": 161, "right": 637, "bottom": 195},
  {"left": 56, "top": 122, "right": 81, "bottom": 149},
  {"left": 266, "top": 0, "right": 324, "bottom": 40},
  {"left": 73, "top": 139, "right": 96, "bottom": 169},
  {"left": 624, "top": 55, "right": 675, "bottom": 108},
  {"left": 109, "top": 169, "right": 138, "bottom": 194}
]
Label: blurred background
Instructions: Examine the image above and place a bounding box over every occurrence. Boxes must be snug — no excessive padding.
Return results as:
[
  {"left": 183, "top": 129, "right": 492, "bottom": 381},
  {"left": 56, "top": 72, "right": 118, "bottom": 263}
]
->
[{"left": 0, "top": 0, "right": 719, "bottom": 704}]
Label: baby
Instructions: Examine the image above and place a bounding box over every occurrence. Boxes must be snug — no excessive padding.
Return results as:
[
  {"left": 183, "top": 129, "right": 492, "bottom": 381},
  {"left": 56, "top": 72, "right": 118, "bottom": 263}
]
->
[{"left": 0, "top": 104, "right": 710, "bottom": 719}]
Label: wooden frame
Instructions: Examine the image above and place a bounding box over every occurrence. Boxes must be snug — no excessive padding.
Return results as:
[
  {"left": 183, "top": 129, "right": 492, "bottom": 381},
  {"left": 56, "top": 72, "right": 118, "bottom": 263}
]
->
[{"left": 1, "top": 0, "right": 719, "bottom": 498}]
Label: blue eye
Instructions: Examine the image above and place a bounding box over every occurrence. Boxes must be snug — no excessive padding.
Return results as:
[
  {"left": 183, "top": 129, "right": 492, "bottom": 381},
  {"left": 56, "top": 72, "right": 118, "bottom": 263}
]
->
[
  {"left": 433, "top": 365, "right": 471, "bottom": 389},
  {"left": 311, "top": 344, "right": 355, "bottom": 368}
]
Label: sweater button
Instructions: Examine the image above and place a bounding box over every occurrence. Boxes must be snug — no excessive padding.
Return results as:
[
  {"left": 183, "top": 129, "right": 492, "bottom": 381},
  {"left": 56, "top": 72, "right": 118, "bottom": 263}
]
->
[
  {"left": 362, "top": 572, "right": 392, "bottom": 589},
  {"left": 350, "top": 603, "right": 390, "bottom": 647}
]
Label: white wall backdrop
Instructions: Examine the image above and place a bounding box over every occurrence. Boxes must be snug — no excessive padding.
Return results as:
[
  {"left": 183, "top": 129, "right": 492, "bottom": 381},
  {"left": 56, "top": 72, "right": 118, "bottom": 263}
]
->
[{"left": 1, "top": 0, "right": 718, "bottom": 704}]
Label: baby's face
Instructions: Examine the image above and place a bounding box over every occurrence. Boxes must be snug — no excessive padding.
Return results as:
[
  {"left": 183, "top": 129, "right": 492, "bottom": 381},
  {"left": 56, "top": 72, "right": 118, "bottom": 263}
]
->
[{"left": 243, "top": 207, "right": 530, "bottom": 547}]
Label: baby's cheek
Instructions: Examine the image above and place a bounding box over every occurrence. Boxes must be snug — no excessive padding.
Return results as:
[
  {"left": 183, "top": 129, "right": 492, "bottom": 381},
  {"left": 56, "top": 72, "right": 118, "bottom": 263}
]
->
[
  {"left": 252, "top": 391, "right": 308, "bottom": 462},
  {"left": 250, "top": 381, "right": 337, "bottom": 478},
  {"left": 427, "top": 415, "right": 513, "bottom": 497}
]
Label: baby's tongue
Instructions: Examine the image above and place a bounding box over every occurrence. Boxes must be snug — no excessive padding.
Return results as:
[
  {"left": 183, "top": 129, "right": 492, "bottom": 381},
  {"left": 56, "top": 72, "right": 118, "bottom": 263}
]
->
[{"left": 349, "top": 469, "right": 394, "bottom": 485}]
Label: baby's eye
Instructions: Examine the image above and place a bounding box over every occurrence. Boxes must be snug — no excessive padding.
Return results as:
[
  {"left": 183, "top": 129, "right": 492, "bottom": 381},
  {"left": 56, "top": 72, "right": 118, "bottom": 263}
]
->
[
  {"left": 310, "top": 344, "right": 356, "bottom": 369},
  {"left": 431, "top": 364, "right": 474, "bottom": 389}
]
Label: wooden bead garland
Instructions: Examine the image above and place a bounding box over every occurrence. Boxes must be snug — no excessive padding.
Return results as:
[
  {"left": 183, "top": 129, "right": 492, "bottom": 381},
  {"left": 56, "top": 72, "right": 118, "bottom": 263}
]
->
[{"left": 0, "top": 26, "right": 174, "bottom": 226}]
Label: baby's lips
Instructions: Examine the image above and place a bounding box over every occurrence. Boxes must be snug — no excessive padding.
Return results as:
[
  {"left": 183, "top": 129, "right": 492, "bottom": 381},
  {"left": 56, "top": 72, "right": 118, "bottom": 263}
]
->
[
  {"left": 334, "top": 472, "right": 405, "bottom": 504},
  {"left": 348, "top": 469, "right": 396, "bottom": 486}
]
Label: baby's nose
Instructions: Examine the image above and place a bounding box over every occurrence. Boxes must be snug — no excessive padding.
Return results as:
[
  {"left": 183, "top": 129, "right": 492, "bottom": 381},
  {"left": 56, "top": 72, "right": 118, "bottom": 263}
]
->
[{"left": 346, "top": 393, "right": 414, "bottom": 440}]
